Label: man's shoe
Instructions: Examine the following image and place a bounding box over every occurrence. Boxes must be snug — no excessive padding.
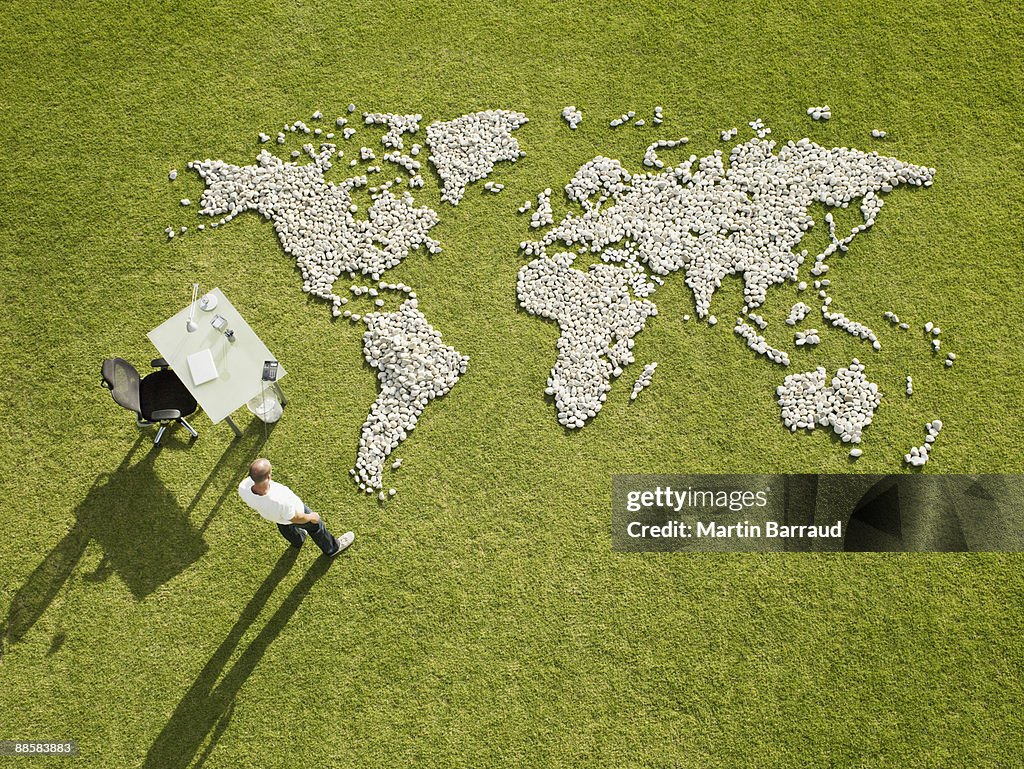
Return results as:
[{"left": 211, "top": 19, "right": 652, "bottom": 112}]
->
[{"left": 327, "top": 531, "right": 355, "bottom": 557}]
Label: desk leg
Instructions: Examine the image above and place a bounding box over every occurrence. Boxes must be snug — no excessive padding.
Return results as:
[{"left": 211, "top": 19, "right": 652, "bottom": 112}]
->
[{"left": 225, "top": 415, "right": 243, "bottom": 438}]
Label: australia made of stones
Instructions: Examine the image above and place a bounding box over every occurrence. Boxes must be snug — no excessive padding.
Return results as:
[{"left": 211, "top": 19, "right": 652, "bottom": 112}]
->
[
  {"left": 175, "top": 106, "right": 947, "bottom": 471},
  {"left": 775, "top": 360, "right": 882, "bottom": 452}
]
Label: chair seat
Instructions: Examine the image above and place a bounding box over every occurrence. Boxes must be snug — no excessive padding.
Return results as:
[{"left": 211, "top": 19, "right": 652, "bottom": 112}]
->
[{"left": 139, "top": 369, "right": 198, "bottom": 422}]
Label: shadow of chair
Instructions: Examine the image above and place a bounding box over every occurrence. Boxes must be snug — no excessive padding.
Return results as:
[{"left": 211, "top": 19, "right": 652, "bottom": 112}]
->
[
  {"left": 1, "top": 438, "right": 207, "bottom": 659},
  {"left": 142, "top": 553, "right": 333, "bottom": 769}
]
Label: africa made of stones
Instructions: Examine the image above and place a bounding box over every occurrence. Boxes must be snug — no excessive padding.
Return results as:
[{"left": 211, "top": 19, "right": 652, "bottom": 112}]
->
[{"left": 170, "top": 105, "right": 949, "bottom": 493}]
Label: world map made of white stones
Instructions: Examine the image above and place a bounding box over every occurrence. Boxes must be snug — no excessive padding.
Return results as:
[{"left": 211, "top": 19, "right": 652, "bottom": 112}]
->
[{"left": 168, "top": 106, "right": 949, "bottom": 496}]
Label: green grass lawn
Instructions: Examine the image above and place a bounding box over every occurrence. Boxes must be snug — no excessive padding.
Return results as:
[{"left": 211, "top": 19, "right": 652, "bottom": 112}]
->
[{"left": 2, "top": 0, "right": 1022, "bottom": 766}]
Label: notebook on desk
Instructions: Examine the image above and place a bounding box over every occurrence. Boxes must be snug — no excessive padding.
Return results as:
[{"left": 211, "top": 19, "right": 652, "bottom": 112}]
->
[{"left": 187, "top": 348, "right": 219, "bottom": 385}]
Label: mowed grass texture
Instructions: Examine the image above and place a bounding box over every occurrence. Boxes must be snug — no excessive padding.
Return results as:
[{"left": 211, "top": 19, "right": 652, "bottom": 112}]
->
[{"left": 1, "top": 0, "right": 1022, "bottom": 766}]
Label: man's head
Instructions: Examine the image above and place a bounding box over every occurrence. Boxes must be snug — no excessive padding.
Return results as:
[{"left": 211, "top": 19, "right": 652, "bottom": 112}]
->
[{"left": 249, "top": 458, "right": 272, "bottom": 485}]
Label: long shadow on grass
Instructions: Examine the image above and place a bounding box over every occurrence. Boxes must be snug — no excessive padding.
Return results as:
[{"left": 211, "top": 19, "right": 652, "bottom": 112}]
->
[
  {"left": 0, "top": 420, "right": 271, "bottom": 660},
  {"left": 0, "top": 438, "right": 207, "bottom": 659},
  {"left": 189, "top": 419, "right": 275, "bottom": 533},
  {"left": 142, "top": 552, "right": 332, "bottom": 769}
]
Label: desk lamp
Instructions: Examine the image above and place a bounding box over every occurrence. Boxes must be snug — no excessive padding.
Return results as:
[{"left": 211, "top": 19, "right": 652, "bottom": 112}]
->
[{"left": 185, "top": 283, "right": 199, "bottom": 333}]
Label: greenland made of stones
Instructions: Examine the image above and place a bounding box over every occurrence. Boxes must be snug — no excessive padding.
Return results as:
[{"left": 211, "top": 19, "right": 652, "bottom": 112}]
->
[{"left": 426, "top": 109, "right": 529, "bottom": 205}]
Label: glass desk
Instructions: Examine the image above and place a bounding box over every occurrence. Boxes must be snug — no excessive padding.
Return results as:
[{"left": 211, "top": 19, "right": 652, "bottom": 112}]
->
[{"left": 147, "top": 288, "right": 287, "bottom": 436}]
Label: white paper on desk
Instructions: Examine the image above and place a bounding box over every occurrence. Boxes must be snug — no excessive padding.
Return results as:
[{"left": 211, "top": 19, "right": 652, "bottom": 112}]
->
[{"left": 187, "top": 349, "right": 219, "bottom": 385}]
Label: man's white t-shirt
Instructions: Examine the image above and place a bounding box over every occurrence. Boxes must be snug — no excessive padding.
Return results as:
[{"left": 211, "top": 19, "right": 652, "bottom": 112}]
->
[{"left": 238, "top": 478, "right": 304, "bottom": 525}]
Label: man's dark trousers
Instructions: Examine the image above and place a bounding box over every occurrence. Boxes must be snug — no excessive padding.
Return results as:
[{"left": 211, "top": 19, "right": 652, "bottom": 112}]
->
[{"left": 276, "top": 504, "right": 340, "bottom": 555}]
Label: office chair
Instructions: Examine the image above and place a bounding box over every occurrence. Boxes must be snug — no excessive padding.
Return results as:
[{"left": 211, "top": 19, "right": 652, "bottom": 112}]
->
[{"left": 101, "top": 357, "right": 199, "bottom": 445}]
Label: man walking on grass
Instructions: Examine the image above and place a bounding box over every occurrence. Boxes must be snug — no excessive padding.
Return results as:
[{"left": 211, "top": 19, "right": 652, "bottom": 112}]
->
[{"left": 238, "top": 458, "right": 354, "bottom": 556}]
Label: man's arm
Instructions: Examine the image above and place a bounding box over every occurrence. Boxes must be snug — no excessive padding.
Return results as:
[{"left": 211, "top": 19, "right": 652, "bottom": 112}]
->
[{"left": 289, "top": 508, "right": 320, "bottom": 524}]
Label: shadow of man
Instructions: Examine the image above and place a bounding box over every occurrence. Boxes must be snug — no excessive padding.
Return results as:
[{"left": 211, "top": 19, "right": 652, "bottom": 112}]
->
[
  {"left": 1, "top": 440, "right": 206, "bottom": 659},
  {"left": 142, "top": 552, "right": 334, "bottom": 769}
]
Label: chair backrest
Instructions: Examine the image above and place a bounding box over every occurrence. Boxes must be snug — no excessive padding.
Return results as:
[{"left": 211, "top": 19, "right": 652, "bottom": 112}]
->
[{"left": 101, "top": 358, "right": 142, "bottom": 415}]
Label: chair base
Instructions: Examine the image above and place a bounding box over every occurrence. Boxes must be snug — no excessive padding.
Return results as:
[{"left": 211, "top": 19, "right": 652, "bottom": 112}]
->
[{"left": 141, "top": 417, "right": 199, "bottom": 446}]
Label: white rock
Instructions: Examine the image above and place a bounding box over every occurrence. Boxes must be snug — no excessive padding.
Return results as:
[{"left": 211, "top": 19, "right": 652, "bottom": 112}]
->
[
  {"left": 561, "top": 106, "right": 583, "bottom": 129},
  {"left": 629, "top": 362, "right": 658, "bottom": 400}
]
